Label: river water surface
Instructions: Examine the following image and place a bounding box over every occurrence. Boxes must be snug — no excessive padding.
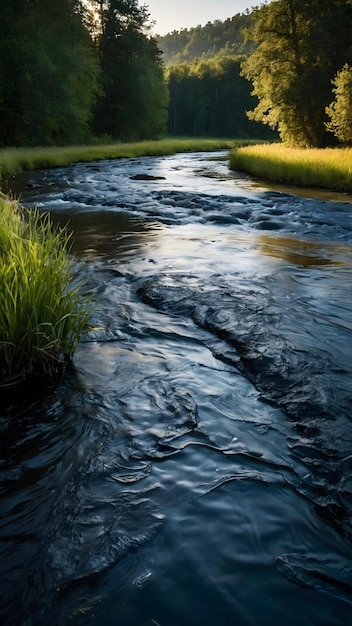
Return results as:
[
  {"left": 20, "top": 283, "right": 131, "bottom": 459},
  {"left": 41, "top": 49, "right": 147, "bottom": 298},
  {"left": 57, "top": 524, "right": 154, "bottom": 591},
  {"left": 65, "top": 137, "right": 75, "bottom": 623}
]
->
[{"left": 1, "top": 152, "right": 352, "bottom": 625}]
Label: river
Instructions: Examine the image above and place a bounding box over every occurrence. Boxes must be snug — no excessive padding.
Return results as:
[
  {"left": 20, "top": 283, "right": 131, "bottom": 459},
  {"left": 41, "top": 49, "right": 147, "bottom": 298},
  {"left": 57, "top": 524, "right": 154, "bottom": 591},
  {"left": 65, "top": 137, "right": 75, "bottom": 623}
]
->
[{"left": 1, "top": 151, "right": 352, "bottom": 625}]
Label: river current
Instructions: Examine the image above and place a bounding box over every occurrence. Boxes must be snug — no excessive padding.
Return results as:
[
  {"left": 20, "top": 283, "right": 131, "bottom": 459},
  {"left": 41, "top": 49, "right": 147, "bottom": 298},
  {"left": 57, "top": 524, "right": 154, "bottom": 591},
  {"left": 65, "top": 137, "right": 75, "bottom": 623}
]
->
[{"left": 1, "top": 152, "right": 352, "bottom": 625}]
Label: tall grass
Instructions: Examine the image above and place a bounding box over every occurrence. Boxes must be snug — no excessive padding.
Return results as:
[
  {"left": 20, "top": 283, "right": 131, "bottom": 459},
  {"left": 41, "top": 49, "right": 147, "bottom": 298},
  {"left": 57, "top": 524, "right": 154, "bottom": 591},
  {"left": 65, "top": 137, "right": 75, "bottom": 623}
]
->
[
  {"left": 0, "top": 194, "right": 90, "bottom": 388},
  {"left": 229, "top": 143, "right": 352, "bottom": 193},
  {"left": 0, "top": 138, "right": 252, "bottom": 181}
]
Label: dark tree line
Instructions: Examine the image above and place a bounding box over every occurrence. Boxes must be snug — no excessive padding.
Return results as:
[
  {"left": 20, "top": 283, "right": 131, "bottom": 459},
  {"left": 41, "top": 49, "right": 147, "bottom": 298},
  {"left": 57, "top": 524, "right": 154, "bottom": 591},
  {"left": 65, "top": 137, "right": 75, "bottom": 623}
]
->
[
  {"left": 167, "top": 56, "right": 274, "bottom": 139},
  {"left": 0, "top": 0, "right": 99, "bottom": 145},
  {"left": 92, "top": 0, "right": 168, "bottom": 140},
  {"left": 0, "top": 0, "right": 168, "bottom": 146}
]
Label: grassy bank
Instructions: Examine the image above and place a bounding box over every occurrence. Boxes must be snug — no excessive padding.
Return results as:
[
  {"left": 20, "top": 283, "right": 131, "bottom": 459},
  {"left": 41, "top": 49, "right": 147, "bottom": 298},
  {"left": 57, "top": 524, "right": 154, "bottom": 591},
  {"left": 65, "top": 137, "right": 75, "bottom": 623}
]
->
[
  {"left": 0, "top": 138, "right": 251, "bottom": 182},
  {"left": 229, "top": 143, "right": 352, "bottom": 193},
  {"left": 0, "top": 194, "right": 90, "bottom": 389}
]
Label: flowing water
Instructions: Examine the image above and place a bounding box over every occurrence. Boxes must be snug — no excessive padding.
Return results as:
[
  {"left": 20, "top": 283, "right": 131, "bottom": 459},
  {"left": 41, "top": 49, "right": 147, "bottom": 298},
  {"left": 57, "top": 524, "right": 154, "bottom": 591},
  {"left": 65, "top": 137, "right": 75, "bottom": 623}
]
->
[{"left": 1, "top": 152, "right": 352, "bottom": 626}]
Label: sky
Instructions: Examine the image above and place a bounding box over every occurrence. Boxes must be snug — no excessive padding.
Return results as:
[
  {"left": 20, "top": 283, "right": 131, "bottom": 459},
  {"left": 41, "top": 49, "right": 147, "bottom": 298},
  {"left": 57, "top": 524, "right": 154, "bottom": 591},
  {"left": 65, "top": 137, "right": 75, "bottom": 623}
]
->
[{"left": 146, "top": 0, "right": 258, "bottom": 35}]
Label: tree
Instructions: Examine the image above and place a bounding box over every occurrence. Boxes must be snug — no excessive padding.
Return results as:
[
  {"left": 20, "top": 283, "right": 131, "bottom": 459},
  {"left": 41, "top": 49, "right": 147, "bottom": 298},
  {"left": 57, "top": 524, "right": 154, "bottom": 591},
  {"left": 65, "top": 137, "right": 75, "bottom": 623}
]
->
[
  {"left": 91, "top": 0, "right": 168, "bottom": 140},
  {"left": 326, "top": 64, "right": 352, "bottom": 144},
  {"left": 0, "top": 0, "right": 100, "bottom": 146},
  {"left": 241, "top": 0, "right": 352, "bottom": 147}
]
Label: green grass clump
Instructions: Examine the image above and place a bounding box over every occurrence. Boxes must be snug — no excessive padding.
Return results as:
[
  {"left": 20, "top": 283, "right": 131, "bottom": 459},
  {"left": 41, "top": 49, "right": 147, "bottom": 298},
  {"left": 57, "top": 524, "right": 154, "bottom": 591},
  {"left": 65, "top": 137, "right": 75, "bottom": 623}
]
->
[
  {"left": 0, "top": 138, "right": 256, "bottom": 181},
  {"left": 0, "top": 194, "right": 90, "bottom": 388},
  {"left": 229, "top": 143, "right": 352, "bottom": 193}
]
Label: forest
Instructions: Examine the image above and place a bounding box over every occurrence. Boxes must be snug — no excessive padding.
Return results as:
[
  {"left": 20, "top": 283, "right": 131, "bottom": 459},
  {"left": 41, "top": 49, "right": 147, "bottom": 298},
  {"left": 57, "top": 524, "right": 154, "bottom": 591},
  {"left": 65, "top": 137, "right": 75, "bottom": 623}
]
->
[
  {"left": 0, "top": 0, "right": 168, "bottom": 146},
  {"left": 156, "top": 13, "right": 253, "bottom": 66},
  {"left": 0, "top": 0, "right": 351, "bottom": 148},
  {"left": 157, "top": 13, "right": 271, "bottom": 139}
]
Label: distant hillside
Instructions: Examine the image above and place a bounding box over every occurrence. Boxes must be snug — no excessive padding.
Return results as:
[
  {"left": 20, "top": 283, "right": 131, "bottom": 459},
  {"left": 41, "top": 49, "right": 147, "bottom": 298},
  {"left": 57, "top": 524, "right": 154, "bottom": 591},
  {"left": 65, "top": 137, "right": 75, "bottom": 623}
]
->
[{"left": 157, "top": 13, "right": 253, "bottom": 66}]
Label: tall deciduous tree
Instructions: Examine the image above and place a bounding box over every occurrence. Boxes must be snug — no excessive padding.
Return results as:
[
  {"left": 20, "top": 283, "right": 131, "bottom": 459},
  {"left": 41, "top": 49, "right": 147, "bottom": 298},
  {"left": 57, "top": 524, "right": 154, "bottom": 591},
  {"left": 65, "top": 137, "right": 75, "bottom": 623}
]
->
[
  {"left": 0, "top": 0, "right": 100, "bottom": 146},
  {"left": 91, "top": 0, "right": 168, "bottom": 140},
  {"left": 241, "top": 0, "right": 352, "bottom": 147}
]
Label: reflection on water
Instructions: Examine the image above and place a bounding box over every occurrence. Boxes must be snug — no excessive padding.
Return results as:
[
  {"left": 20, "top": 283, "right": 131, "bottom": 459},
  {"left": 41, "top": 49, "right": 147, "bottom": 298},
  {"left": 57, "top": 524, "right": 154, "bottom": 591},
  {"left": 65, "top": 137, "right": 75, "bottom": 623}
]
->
[
  {"left": 59, "top": 211, "right": 161, "bottom": 260},
  {"left": 257, "top": 234, "right": 349, "bottom": 267},
  {"left": 1, "top": 152, "right": 352, "bottom": 626}
]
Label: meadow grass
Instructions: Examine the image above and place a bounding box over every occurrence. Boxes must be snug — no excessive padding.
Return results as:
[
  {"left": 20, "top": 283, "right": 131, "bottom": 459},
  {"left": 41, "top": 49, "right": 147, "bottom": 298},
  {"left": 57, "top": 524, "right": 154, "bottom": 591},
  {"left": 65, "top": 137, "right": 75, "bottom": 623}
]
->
[
  {"left": 229, "top": 143, "right": 352, "bottom": 193},
  {"left": 0, "top": 194, "right": 91, "bottom": 388},
  {"left": 0, "top": 138, "right": 253, "bottom": 181}
]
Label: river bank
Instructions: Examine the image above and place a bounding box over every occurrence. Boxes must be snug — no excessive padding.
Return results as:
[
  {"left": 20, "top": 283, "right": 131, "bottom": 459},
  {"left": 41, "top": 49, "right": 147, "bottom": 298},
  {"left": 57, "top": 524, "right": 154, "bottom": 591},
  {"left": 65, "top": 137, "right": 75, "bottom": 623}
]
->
[
  {"left": 0, "top": 193, "right": 91, "bottom": 390},
  {"left": 230, "top": 143, "right": 352, "bottom": 194},
  {"left": 1, "top": 138, "right": 351, "bottom": 197},
  {"left": 0, "top": 138, "right": 248, "bottom": 184}
]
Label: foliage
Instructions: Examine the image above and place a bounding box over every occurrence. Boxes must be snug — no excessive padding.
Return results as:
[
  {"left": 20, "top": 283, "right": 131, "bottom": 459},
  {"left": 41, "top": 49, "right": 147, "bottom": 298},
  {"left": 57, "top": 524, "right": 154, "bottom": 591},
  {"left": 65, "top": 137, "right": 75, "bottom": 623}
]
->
[
  {"left": 229, "top": 143, "right": 352, "bottom": 192},
  {"left": 0, "top": 0, "right": 100, "bottom": 146},
  {"left": 157, "top": 13, "right": 253, "bottom": 66},
  {"left": 0, "top": 194, "right": 91, "bottom": 387},
  {"left": 0, "top": 0, "right": 169, "bottom": 146},
  {"left": 241, "top": 0, "right": 352, "bottom": 147},
  {"left": 326, "top": 64, "right": 352, "bottom": 144},
  {"left": 91, "top": 0, "right": 169, "bottom": 140},
  {"left": 166, "top": 56, "right": 276, "bottom": 139}
]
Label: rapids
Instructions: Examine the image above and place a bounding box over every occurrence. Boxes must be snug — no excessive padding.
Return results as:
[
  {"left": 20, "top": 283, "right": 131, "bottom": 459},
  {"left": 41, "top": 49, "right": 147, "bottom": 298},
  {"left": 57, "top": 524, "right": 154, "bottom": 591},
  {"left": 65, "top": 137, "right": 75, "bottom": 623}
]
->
[{"left": 1, "top": 152, "right": 352, "bottom": 625}]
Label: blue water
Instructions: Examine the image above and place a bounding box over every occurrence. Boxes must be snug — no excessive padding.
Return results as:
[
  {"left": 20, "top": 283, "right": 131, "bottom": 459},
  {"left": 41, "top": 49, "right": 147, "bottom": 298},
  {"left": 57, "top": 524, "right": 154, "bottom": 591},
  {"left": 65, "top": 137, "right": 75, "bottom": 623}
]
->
[{"left": 1, "top": 152, "right": 352, "bottom": 625}]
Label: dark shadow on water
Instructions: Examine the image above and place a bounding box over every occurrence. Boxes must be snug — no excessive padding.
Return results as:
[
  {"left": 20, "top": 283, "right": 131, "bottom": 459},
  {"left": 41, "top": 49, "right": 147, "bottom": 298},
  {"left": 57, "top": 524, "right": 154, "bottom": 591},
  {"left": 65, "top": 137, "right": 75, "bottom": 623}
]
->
[{"left": 51, "top": 211, "right": 161, "bottom": 261}]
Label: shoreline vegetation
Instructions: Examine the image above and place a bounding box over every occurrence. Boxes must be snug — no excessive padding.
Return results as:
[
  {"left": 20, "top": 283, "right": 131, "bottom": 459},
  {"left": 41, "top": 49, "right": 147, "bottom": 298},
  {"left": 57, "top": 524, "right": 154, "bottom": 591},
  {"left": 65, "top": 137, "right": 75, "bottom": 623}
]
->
[
  {"left": 0, "top": 194, "right": 91, "bottom": 392},
  {"left": 0, "top": 138, "right": 351, "bottom": 195},
  {"left": 0, "top": 138, "right": 245, "bottom": 183},
  {"left": 229, "top": 143, "right": 352, "bottom": 194}
]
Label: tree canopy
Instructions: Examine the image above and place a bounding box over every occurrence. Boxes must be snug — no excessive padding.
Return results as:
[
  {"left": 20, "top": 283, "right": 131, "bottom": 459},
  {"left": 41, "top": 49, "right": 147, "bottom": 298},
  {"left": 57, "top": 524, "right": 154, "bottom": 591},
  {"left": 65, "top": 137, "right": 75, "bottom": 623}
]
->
[
  {"left": 0, "top": 0, "right": 168, "bottom": 146},
  {"left": 157, "top": 13, "right": 252, "bottom": 66},
  {"left": 241, "top": 0, "right": 352, "bottom": 147},
  {"left": 326, "top": 64, "right": 352, "bottom": 144},
  {"left": 0, "top": 0, "right": 100, "bottom": 146},
  {"left": 91, "top": 0, "right": 168, "bottom": 140}
]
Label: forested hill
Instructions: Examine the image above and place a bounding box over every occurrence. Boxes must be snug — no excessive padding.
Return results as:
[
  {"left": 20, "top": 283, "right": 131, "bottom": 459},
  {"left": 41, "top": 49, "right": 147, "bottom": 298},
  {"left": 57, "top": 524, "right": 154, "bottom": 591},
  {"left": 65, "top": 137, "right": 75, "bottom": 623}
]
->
[{"left": 157, "top": 13, "right": 252, "bottom": 65}]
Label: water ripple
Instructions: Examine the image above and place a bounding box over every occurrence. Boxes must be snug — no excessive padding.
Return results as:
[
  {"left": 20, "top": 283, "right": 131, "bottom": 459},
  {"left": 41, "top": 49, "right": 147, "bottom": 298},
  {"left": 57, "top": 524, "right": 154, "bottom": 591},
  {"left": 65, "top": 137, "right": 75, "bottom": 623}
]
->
[{"left": 2, "top": 151, "right": 352, "bottom": 626}]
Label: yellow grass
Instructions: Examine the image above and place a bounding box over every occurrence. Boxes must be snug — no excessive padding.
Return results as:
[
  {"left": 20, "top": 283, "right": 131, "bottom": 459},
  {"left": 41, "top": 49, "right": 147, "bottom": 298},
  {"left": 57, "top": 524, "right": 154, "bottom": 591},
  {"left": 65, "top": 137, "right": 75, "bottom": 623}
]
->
[{"left": 229, "top": 143, "right": 352, "bottom": 193}]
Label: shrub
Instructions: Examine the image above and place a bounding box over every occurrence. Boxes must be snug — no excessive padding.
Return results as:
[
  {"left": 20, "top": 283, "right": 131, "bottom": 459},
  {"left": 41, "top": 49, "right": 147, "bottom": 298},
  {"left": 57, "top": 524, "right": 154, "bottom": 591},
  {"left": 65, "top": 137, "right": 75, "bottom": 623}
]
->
[
  {"left": 326, "top": 64, "right": 352, "bottom": 145},
  {"left": 0, "top": 193, "right": 91, "bottom": 388}
]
